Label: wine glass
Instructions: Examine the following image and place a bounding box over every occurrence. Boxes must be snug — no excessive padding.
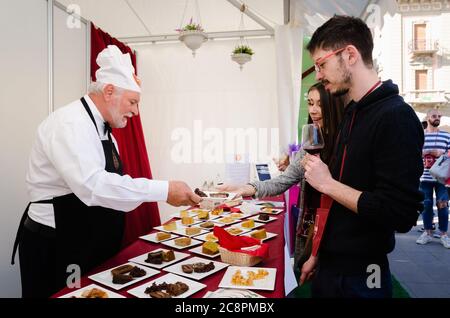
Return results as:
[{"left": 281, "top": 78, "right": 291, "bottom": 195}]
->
[{"left": 301, "top": 124, "right": 324, "bottom": 155}]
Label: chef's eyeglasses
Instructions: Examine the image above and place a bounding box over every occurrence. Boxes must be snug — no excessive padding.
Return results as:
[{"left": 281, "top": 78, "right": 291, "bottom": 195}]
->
[{"left": 314, "top": 47, "right": 346, "bottom": 73}]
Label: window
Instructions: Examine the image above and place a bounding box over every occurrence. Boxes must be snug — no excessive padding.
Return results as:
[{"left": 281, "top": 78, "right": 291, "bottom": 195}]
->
[
  {"left": 414, "top": 23, "right": 427, "bottom": 50},
  {"left": 415, "top": 70, "right": 428, "bottom": 90}
]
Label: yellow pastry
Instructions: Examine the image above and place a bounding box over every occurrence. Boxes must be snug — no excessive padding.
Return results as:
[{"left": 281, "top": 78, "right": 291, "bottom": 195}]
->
[
  {"left": 174, "top": 237, "right": 191, "bottom": 246},
  {"left": 202, "top": 241, "right": 219, "bottom": 255},
  {"left": 251, "top": 228, "right": 267, "bottom": 239},
  {"left": 241, "top": 219, "right": 255, "bottom": 228},
  {"left": 185, "top": 227, "right": 201, "bottom": 236},
  {"left": 181, "top": 216, "right": 194, "bottom": 225},
  {"left": 156, "top": 232, "right": 171, "bottom": 241},
  {"left": 163, "top": 221, "right": 177, "bottom": 231}
]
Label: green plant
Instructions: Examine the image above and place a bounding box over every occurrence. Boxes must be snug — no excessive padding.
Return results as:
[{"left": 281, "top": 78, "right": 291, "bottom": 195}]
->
[
  {"left": 176, "top": 17, "right": 204, "bottom": 32},
  {"left": 233, "top": 45, "right": 254, "bottom": 55}
]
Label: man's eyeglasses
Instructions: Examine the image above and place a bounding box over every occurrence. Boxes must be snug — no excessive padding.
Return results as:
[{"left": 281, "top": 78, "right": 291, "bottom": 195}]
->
[
  {"left": 431, "top": 115, "right": 442, "bottom": 119},
  {"left": 314, "top": 47, "right": 346, "bottom": 73}
]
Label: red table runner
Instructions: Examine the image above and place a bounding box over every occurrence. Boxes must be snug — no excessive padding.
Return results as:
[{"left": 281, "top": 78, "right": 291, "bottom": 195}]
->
[{"left": 52, "top": 196, "right": 286, "bottom": 298}]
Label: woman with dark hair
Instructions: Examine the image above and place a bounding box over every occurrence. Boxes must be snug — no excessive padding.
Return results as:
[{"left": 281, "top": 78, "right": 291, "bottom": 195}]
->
[{"left": 218, "top": 82, "right": 344, "bottom": 277}]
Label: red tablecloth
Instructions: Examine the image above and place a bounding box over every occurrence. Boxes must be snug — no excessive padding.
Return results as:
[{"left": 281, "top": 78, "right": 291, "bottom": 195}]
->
[{"left": 53, "top": 197, "right": 286, "bottom": 298}]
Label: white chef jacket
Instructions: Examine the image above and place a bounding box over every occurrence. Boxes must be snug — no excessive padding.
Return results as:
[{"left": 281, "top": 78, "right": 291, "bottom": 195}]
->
[{"left": 26, "top": 95, "right": 168, "bottom": 228}]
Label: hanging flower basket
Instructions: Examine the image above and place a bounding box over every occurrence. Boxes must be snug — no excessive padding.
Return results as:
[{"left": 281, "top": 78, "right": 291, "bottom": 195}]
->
[
  {"left": 231, "top": 45, "right": 254, "bottom": 70},
  {"left": 177, "top": 19, "right": 207, "bottom": 57}
]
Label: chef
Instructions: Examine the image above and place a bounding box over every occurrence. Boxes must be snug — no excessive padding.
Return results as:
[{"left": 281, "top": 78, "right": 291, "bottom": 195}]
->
[{"left": 11, "top": 45, "right": 201, "bottom": 298}]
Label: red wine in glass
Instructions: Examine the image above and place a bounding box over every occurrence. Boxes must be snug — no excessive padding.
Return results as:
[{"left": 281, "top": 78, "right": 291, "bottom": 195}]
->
[{"left": 302, "top": 124, "right": 324, "bottom": 155}]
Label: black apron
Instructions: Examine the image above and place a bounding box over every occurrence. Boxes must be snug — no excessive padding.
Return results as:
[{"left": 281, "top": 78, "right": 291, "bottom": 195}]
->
[{"left": 12, "top": 97, "right": 125, "bottom": 289}]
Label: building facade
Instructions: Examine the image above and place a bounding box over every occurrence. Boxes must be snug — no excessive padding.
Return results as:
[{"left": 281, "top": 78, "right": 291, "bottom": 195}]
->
[{"left": 379, "top": 0, "right": 450, "bottom": 125}]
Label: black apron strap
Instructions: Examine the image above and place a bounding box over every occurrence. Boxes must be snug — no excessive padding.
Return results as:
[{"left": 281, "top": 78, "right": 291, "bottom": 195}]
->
[
  {"left": 11, "top": 199, "right": 54, "bottom": 265},
  {"left": 80, "top": 97, "right": 99, "bottom": 134}
]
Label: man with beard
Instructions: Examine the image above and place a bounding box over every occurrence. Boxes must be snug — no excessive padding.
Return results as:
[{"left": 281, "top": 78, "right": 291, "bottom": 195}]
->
[
  {"left": 301, "top": 16, "right": 424, "bottom": 297},
  {"left": 12, "top": 45, "right": 202, "bottom": 298},
  {"left": 416, "top": 109, "right": 450, "bottom": 248}
]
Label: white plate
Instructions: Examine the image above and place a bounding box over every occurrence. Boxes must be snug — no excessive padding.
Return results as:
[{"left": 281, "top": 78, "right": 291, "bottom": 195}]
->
[
  {"left": 259, "top": 208, "right": 284, "bottom": 215},
  {"left": 153, "top": 220, "right": 187, "bottom": 233},
  {"left": 247, "top": 215, "right": 277, "bottom": 223},
  {"left": 128, "top": 248, "right": 190, "bottom": 269},
  {"left": 235, "top": 221, "right": 265, "bottom": 231},
  {"left": 164, "top": 256, "right": 229, "bottom": 281},
  {"left": 161, "top": 237, "right": 202, "bottom": 250},
  {"left": 227, "top": 213, "right": 248, "bottom": 220},
  {"left": 171, "top": 227, "right": 209, "bottom": 237},
  {"left": 241, "top": 231, "right": 278, "bottom": 242},
  {"left": 196, "top": 221, "right": 226, "bottom": 231},
  {"left": 203, "top": 289, "right": 265, "bottom": 298},
  {"left": 218, "top": 266, "right": 277, "bottom": 291},
  {"left": 189, "top": 245, "right": 220, "bottom": 259},
  {"left": 193, "top": 232, "right": 219, "bottom": 242},
  {"left": 224, "top": 226, "right": 252, "bottom": 236},
  {"left": 127, "top": 273, "right": 206, "bottom": 298},
  {"left": 193, "top": 214, "right": 221, "bottom": 222},
  {"left": 253, "top": 200, "right": 285, "bottom": 208},
  {"left": 204, "top": 191, "right": 238, "bottom": 200},
  {"left": 58, "top": 284, "right": 125, "bottom": 298},
  {"left": 139, "top": 232, "right": 179, "bottom": 243},
  {"left": 212, "top": 217, "right": 241, "bottom": 226},
  {"left": 88, "top": 263, "right": 160, "bottom": 290},
  {"left": 169, "top": 212, "right": 197, "bottom": 219}
]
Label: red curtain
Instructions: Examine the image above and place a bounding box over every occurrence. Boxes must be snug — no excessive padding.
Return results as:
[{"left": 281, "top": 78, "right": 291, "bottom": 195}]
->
[{"left": 90, "top": 23, "right": 161, "bottom": 246}]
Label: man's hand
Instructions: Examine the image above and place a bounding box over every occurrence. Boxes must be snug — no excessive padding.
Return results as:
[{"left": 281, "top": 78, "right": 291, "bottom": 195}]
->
[
  {"left": 216, "top": 184, "right": 256, "bottom": 198},
  {"left": 299, "top": 255, "right": 318, "bottom": 286},
  {"left": 167, "top": 181, "right": 202, "bottom": 207},
  {"left": 303, "top": 154, "right": 334, "bottom": 194},
  {"left": 274, "top": 156, "right": 290, "bottom": 172}
]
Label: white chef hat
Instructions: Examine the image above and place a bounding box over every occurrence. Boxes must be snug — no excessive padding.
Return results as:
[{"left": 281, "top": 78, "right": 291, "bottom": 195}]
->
[{"left": 95, "top": 45, "right": 141, "bottom": 93}]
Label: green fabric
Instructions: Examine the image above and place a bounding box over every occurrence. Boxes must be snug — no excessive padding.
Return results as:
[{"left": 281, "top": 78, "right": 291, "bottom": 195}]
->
[
  {"left": 298, "top": 36, "right": 316, "bottom": 141},
  {"left": 288, "top": 270, "right": 410, "bottom": 298}
]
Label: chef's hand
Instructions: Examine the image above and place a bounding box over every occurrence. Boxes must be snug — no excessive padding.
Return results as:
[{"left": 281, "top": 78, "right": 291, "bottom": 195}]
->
[
  {"left": 167, "top": 181, "right": 202, "bottom": 207},
  {"left": 216, "top": 184, "right": 256, "bottom": 198},
  {"left": 303, "top": 154, "right": 334, "bottom": 193},
  {"left": 299, "top": 255, "right": 318, "bottom": 286}
]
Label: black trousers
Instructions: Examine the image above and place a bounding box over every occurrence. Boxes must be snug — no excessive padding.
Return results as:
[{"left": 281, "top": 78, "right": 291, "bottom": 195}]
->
[
  {"left": 311, "top": 265, "right": 393, "bottom": 298},
  {"left": 19, "top": 227, "right": 62, "bottom": 298}
]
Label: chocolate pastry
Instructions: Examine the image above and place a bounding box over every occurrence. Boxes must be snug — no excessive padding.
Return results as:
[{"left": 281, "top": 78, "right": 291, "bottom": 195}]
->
[
  {"left": 145, "top": 282, "right": 168, "bottom": 293},
  {"left": 111, "top": 264, "right": 134, "bottom": 276},
  {"left": 166, "top": 282, "right": 189, "bottom": 296},
  {"left": 112, "top": 273, "right": 134, "bottom": 284},
  {"left": 162, "top": 250, "right": 175, "bottom": 262},
  {"left": 194, "top": 188, "right": 208, "bottom": 197},
  {"left": 182, "top": 264, "right": 194, "bottom": 274},
  {"left": 129, "top": 266, "right": 146, "bottom": 277},
  {"left": 258, "top": 213, "right": 270, "bottom": 221},
  {"left": 193, "top": 262, "right": 215, "bottom": 273},
  {"left": 145, "top": 251, "right": 163, "bottom": 264},
  {"left": 149, "top": 291, "right": 172, "bottom": 298}
]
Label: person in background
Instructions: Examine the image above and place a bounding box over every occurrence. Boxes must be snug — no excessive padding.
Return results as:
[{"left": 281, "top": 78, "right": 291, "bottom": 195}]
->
[
  {"left": 218, "top": 82, "right": 344, "bottom": 272},
  {"left": 12, "top": 45, "right": 201, "bottom": 298},
  {"left": 416, "top": 109, "right": 450, "bottom": 248},
  {"left": 302, "top": 15, "right": 424, "bottom": 298}
]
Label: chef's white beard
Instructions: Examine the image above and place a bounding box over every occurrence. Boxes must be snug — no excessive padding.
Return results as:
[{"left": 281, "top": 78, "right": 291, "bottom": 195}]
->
[{"left": 109, "top": 97, "right": 127, "bottom": 128}]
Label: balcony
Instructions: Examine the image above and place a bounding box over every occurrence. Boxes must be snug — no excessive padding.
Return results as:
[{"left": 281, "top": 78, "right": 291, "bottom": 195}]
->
[
  {"left": 408, "top": 39, "right": 439, "bottom": 55},
  {"left": 402, "top": 90, "right": 448, "bottom": 106}
]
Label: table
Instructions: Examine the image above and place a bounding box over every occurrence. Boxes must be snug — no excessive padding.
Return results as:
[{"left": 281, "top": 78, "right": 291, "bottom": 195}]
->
[{"left": 53, "top": 197, "right": 286, "bottom": 298}]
